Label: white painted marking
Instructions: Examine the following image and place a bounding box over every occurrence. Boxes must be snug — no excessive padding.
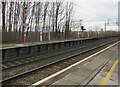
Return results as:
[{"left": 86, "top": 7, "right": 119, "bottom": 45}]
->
[
  {"left": 2, "top": 64, "right": 7, "bottom": 68},
  {"left": 21, "top": 59, "right": 28, "bottom": 62},
  {"left": 36, "top": 56, "right": 40, "bottom": 58},
  {"left": 27, "top": 58, "right": 33, "bottom": 61},
  {"left": 7, "top": 63, "right": 15, "bottom": 66},
  {"left": 14, "top": 61, "right": 22, "bottom": 64},
  {"left": 29, "top": 41, "right": 120, "bottom": 87}
]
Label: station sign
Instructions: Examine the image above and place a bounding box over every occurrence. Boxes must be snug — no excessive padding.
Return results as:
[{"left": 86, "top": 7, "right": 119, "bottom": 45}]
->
[
  {"left": 22, "top": 24, "right": 29, "bottom": 26},
  {"left": 42, "top": 29, "right": 49, "bottom": 33}
]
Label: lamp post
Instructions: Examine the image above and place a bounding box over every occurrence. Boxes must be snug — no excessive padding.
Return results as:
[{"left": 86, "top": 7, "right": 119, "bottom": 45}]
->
[{"left": 23, "top": 7, "right": 27, "bottom": 43}]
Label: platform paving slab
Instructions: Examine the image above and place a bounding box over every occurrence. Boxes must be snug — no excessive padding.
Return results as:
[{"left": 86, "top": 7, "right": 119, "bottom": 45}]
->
[
  {"left": 52, "top": 78, "right": 78, "bottom": 85},
  {"left": 50, "top": 42, "right": 119, "bottom": 86},
  {"left": 72, "top": 68, "right": 93, "bottom": 77},
  {"left": 63, "top": 73, "right": 86, "bottom": 84},
  {"left": 87, "top": 60, "right": 118, "bottom": 85}
]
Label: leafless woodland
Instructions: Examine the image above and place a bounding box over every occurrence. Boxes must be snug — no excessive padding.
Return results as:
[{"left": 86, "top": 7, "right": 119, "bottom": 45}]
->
[{"left": 1, "top": 1, "right": 118, "bottom": 43}]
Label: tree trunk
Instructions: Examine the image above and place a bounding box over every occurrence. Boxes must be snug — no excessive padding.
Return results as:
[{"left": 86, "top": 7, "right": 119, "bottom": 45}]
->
[{"left": 2, "top": 2, "right": 6, "bottom": 43}]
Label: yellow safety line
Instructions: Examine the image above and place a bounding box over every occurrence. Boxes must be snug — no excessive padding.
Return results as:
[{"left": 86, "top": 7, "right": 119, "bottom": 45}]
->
[
  {"left": 99, "top": 58, "right": 120, "bottom": 87},
  {"left": 41, "top": 86, "right": 46, "bottom": 87}
]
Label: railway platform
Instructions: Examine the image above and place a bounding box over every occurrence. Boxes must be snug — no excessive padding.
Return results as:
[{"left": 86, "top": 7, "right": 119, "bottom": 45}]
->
[
  {"left": 31, "top": 41, "right": 120, "bottom": 87},
  {"left": 2, "top": 38, "right": 89, "bottom": 48},
  {"left": 87, "top": 56, "right": 119, "bottom": 86},
  {"left": 50, "top": 42, "right": 119, "bottom": 86}
]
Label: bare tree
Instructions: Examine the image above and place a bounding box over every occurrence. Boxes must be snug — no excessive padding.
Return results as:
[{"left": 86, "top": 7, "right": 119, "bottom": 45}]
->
[
  {"left": 2, "top": 1, "right": 75, "bottom": 43},
  {"left": 65, "top": 2, "right": 73, "bottom": 38},
  {"left": 42, "top": 2, "right": 49, "bottom": 29},
  {"left": 2, "top": 2, "right": 6, "bottom": 33},
  {"left": 8, "top": 2, "right": 14, "bottom": 42},
  {"left": 51, "top": 2, "right": 55, "bottom": 38}
]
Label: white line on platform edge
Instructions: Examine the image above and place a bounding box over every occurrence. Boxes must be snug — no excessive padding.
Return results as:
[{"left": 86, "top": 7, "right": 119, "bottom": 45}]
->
[{"left": 29, "top": 41, "right": 120, "bottom": 87}]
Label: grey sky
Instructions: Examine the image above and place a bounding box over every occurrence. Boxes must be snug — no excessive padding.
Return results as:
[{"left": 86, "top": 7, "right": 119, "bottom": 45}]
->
[
  {"left": 72, "top": 0, "right": 119, "bottom": 31},
  {"left": 0, "top": 0, "right": 119, "bottom": 31}
]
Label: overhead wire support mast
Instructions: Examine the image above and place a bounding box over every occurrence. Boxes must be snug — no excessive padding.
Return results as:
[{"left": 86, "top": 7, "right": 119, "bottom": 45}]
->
[
  {"left": 108, "top": 0, "right": 118, "bottom": 9},
  {"left": 80, "top": 20, "right": 82, "bottom": 38}
]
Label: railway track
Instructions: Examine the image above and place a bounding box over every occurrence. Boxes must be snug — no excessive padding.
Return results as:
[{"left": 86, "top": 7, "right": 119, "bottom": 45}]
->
[
  {"left": 2, "top": 41, "right": 94, "bottom": 71},
  {"left": 2, "top": 37, "right": 115, "bottom": 71},
  {"left": 2, "top": 38, "right": 118, "bottom": 86},
  {"left": 3, "top": 39, "right": 102, "bottom": 80},
  {"left": 2, "top": 38, "right": 116, "bottom": 80}
]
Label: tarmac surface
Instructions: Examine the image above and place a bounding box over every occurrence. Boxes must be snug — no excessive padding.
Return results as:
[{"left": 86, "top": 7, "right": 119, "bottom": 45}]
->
[{"left": 49, "top": 41, "right": 119, "bottom": 86}]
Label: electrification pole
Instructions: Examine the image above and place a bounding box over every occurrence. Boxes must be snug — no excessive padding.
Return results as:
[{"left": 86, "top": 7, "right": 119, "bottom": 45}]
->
[
  {"left": 104, "top": 19, "right": 110, "bottom": 32},
  {"left": 80, "top": 20, "right": 82, "bottom": 38},
  {"left": 104, "top": 22, "right": 107, "bottom": 32}
]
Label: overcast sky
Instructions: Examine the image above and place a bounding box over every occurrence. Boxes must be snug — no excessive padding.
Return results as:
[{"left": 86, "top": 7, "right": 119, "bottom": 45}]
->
[
  {"left": 72, "top": 0, "right": 119, "bottom": 31},
  {"left": 0, "top": 0, "right": 119, "bottom": 31}
]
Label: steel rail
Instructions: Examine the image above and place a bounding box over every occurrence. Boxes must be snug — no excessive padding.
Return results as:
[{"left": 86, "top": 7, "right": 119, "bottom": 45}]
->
[{"left": 1, "top": 39, "right": 117, "bottom": 84}]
